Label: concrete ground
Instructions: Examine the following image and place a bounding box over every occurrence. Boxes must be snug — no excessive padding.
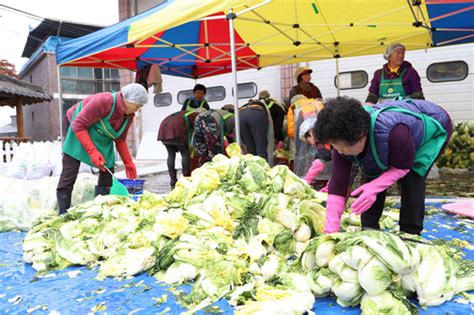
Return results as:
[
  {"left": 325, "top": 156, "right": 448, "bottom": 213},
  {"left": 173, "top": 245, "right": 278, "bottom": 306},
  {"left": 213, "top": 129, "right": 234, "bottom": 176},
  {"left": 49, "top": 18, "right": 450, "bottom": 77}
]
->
[{"left": 115, "top": 159, "right": 175, "bottom": 195}]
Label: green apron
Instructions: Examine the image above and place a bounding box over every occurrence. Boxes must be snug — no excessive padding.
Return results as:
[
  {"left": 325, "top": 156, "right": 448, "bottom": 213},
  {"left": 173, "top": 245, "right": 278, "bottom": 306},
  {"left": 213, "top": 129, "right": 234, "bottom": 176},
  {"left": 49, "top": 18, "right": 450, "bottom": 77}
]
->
[
  {"left": 364, "top": 105, "right": 448, "bottom": 177},
  {"left": 186, "top": 99, "right": 207, "bottom": 113},
  {"left": 218, "top": 111, "right": 234, "bottom": 152},
  {"left": 379, "top": 68, "right": 407, "bottom": 102},
  {"left": 63, "top": 92, "right": 129, "bottom": 168},
  {"left": 265, "top": 100, "right": 274, "bottom": 109},
  {"left": 265, "top": 99, "right": 286, "bottom": 112},
  {"left": 183, "top": 111, "right": 194, "bottom": 144}
]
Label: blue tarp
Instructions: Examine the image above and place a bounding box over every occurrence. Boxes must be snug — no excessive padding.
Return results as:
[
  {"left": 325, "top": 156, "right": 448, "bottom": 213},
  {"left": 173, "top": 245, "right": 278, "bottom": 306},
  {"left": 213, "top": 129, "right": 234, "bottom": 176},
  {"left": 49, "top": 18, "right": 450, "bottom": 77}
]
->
[{"left": 0, "top": 199, "right": 472, "bottom": 314}]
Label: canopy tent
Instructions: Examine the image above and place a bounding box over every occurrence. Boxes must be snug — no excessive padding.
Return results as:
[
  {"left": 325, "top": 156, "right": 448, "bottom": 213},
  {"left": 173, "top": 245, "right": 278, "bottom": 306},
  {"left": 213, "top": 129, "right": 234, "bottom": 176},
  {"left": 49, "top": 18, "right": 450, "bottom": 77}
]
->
[
  {"left": 56, "top": 0, "right": 474, "bottom": 143},
  {"left": 56, "top": 0, "right": 474, "bottom": 75}
]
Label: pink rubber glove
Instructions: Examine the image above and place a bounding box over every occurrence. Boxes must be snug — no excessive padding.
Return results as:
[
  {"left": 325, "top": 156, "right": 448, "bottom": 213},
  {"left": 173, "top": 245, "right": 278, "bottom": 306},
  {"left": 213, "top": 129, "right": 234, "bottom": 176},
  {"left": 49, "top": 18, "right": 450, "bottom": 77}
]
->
[
  {"left": 324, "top": 194, "right": 346, "bottom": 233},
  {"left": 351, "top": 167, "right": 409, "bottom": 215},
  {"left": 319, "top": 181, "right": 329, "bottom": 192},
  {"left": 276, "top": 141, "right": 284, "bottom": 150},
  {"left": 304, "top": 159, "right": 325, "bottom": 184}
]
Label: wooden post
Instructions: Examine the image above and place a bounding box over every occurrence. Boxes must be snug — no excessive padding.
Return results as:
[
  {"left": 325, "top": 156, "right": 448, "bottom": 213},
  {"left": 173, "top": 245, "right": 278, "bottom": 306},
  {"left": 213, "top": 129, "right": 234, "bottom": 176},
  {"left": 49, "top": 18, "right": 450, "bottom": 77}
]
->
[{"left": 16, "top": 96, "right": 25, "bottom": 138}]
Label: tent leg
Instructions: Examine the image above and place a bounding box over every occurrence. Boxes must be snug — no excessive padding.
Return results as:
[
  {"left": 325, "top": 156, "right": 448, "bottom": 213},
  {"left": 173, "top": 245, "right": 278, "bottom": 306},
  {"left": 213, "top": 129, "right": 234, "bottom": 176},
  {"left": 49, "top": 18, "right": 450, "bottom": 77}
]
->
[
  {"left": 228, "top": 8, "right": 241, "bottom": 145},
  {"left": 57, "top": 66, "right": 64, "bottom": 142},
  {"left": 335, "top": 58, "right": 340, "bottom": 97}
]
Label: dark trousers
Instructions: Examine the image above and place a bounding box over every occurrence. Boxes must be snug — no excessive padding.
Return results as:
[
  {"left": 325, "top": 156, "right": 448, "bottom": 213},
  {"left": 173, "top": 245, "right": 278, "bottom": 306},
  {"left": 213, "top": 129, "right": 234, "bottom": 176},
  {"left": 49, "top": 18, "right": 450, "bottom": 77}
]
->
[
  {"left": 56, "top": 153, "right": 113, "bottom": 194},
  {"left": 239, "top": 108, "right": 268, "bottom": 160},
  {"left": 57, "top": 117, "right": 113, "bottom": 194},
  {"left": 164, "top": 144, "right": 190, "bottom": 176},
  {"left": 361, "top": 170, "right": 426, "bottom": 234}
]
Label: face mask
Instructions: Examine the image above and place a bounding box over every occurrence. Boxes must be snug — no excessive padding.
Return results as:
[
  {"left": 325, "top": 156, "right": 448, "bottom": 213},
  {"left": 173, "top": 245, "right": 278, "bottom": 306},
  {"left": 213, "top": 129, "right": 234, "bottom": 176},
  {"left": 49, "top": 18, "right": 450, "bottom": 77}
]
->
[{"left": 308, "top": 146, "right": 317, "bottom": 156}]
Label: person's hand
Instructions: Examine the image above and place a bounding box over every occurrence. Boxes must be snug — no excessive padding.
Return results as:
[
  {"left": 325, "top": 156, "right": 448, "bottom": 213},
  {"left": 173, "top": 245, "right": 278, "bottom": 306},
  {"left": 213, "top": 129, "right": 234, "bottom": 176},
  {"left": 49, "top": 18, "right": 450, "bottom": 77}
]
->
[
  {"left": 350, "top": 167, "right": 409, "bottom": 215},
  {"left": 304, "top": 159, "right": 325, "bottom": 184},
  {"left": 90, "top": 151, "right": 106, "bottom": 171},
  {"left": 324, "top": 194, "right": 346, "bottom": 233},
  {"left": 115, "top": 139, "right": 137, "bottom": 179},
  {"left": 350, "top": 183, "right": 378, "bottom": 215},
  {"left": 276, "top": 141, "right": 284, "bottom": 150},
  {"left": 124, "top": 160, "right": 137, "bottom": 179},
  {"left": 319, "top": 181, "right": 329, "bottom": 193}
]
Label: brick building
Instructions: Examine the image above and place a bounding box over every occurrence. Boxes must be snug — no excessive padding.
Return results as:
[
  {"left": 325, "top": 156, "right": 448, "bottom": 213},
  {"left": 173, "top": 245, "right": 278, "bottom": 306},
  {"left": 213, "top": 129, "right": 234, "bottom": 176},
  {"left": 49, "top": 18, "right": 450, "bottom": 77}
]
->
[{"left": 17, "top": 19, "right": 117, "bottom": 142}]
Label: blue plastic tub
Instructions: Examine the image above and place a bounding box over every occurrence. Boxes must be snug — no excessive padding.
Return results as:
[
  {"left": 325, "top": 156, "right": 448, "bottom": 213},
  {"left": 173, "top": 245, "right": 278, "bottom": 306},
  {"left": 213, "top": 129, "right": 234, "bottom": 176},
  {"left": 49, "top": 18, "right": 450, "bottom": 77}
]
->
[{"left": 117, "top": 179, "right": 145, "bottom": 195}]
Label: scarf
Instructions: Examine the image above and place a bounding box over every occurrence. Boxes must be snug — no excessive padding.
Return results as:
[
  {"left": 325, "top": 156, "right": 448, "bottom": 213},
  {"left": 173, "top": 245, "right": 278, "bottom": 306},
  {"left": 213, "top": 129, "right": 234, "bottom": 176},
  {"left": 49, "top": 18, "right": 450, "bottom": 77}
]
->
[{"left": 299, "top": 81, "right": 313, "bottom": 92}]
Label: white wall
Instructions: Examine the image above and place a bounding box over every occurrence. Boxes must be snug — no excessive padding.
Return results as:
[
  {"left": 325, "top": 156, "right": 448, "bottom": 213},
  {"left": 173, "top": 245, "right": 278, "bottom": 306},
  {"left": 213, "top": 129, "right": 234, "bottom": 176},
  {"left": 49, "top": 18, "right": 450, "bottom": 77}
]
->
[
  {"left": 308, "top": 43, "right": 473, "bottom": 122},
  {"left": 138, "top": 44, "right": 473, "bottom": 160},
  {"left": 138, "top": 66, "right": 281, "bottom": 160}
]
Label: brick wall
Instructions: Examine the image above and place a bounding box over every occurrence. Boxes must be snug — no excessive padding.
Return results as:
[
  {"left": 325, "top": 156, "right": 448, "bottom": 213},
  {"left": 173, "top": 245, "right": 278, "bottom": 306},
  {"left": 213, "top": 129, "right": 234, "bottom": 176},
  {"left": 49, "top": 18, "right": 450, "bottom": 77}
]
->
[
  {"left": 280, "top": 64, "right": 298, "bottom": 105},
  {"left": 118, "top": 0, "right": 146, "bottom": 156},
  {"left": 47, "top": 53, "right": 61, "bottom": 141},
  {"left": 20, "top": 53, "right": 58, "bottom": 142},
  {"left": 118, "top": 0, "right": 131, "bottom": 21}
]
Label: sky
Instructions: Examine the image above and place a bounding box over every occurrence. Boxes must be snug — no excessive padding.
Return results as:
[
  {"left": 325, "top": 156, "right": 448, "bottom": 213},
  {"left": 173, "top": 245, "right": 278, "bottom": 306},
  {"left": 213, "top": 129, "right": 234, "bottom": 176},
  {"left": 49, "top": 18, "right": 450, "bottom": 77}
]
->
[{"left": 0, "top": 0, "right": 119, "bottom": 124}]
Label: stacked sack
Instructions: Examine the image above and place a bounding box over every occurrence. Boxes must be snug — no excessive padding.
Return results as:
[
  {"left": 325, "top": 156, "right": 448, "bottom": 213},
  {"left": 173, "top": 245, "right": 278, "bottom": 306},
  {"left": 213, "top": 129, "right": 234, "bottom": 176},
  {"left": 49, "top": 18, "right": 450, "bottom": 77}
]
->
[
  {"left": 0, "top": 141, "right": 96, "bottom": 231},
  {"left": 4, "top": 141, "right": 91, "bottom": 179}
]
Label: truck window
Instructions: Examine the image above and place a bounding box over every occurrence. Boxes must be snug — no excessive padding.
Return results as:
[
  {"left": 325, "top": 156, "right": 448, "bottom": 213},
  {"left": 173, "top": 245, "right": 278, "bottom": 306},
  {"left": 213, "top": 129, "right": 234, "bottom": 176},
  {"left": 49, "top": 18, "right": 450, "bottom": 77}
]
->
[
  {"left": 154, "top": 93, "right": 172, "bottom": 107},
  {"left": 427, "top": 61, "right": 468, "bottom": 83},
  {"left": 177, "top": 86, "right": 225, "bottom": 104},
  {"left": 334, "top": 71, "right": 368, "bottom": 90},
  {"left": 232, "top": 82, "right": 257, "bottom": 99}
]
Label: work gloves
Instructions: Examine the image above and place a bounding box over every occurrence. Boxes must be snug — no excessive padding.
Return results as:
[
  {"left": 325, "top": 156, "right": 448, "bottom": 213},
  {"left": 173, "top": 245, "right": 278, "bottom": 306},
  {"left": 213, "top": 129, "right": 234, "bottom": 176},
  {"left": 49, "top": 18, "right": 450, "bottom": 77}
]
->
[
  {"left": 351, "top": 167, "right": 409, "bottom": 215},
  {"left": 115, "top": 140, "right": 137, "bottom": 179},
  {"left": 324, "top": 194, "right": 346, "bottom": 233},
  {"left": 304, "top": 159, "right": 325, "bottom": 184}
]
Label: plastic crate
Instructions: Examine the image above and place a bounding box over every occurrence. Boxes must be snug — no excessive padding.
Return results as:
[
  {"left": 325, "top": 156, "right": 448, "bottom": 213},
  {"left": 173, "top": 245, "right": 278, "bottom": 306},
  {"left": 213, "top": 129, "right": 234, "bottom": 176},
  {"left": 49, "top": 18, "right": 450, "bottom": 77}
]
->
[{"left": 117, "top": 179, "right": 145, "bottom": 196}]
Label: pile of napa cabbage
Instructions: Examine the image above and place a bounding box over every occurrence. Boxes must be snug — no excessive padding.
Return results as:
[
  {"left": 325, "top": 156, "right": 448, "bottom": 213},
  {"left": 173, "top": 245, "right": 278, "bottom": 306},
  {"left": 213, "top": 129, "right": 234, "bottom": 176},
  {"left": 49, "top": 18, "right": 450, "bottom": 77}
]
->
[{"left": 22, "top": 144, "right": 474, "bottom": 314}]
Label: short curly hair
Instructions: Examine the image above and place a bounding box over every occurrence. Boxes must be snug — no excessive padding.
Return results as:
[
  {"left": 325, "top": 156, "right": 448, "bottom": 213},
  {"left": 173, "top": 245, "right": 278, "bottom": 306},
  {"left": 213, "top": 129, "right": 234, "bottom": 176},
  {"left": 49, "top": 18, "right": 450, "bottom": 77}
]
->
[
  {"left": 313, "top": 96, "right": 370, "bottom": 145},
  {"left": 193, "top": 84, "right": 207, "bottom": 94}
]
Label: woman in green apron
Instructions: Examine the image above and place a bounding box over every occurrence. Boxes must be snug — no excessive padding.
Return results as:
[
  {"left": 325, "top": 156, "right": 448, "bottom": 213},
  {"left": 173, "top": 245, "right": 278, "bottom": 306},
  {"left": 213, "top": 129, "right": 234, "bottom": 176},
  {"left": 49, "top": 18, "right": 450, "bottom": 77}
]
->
[
  {"left": 366, "top": 43, "right": 424, "bottom": 104},
  {"left": 56, "top": 83, "right": 148, "bottom": 214},
  {"left": 313, "top": 97, "right": 452, "bottom": 235}
]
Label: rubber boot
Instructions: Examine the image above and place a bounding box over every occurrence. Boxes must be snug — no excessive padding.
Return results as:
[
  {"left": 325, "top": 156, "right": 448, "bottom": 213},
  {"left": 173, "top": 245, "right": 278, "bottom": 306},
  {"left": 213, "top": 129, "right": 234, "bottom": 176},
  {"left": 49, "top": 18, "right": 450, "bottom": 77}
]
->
[
  {"left": 57, "top": 191, "right": 72, "bottom": 215},
  {"left": 95, "top": 186, "right": 110, "bottom": 196},
  {"left": 169, "top": 169, "right": 178, "bottom": 189},
  {"left": 182, "top": 168, "right": 190, "bottom": 177}
]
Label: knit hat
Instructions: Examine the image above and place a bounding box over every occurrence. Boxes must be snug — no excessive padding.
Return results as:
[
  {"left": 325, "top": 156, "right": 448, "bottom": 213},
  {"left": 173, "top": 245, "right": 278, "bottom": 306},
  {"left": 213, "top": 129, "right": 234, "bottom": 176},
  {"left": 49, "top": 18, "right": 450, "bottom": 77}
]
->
[
  {"left": 294, "top": 67, "right": 313, "bottom": 81},
  {"left": 299, "top": 117, "right": 317, "bottom": 140},
  {"left": 258, "top": 90, "right": 270, "bottom": 99},
  {"left": 383, "top": 43, "right": 405, "bottom": 60}
]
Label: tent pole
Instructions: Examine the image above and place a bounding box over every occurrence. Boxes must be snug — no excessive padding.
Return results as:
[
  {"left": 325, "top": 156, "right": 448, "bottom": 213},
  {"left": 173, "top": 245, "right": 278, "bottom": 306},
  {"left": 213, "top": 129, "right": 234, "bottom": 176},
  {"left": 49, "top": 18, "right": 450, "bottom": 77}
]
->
[
  {"left": 228, "top": 8, "right": 241, "bottom": 145},
  {"left": 335, "top": 58, "right": 340, "bottom": 97},
  {"left": 57, "top": 65, "right": 64, "bottom": 142}
]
